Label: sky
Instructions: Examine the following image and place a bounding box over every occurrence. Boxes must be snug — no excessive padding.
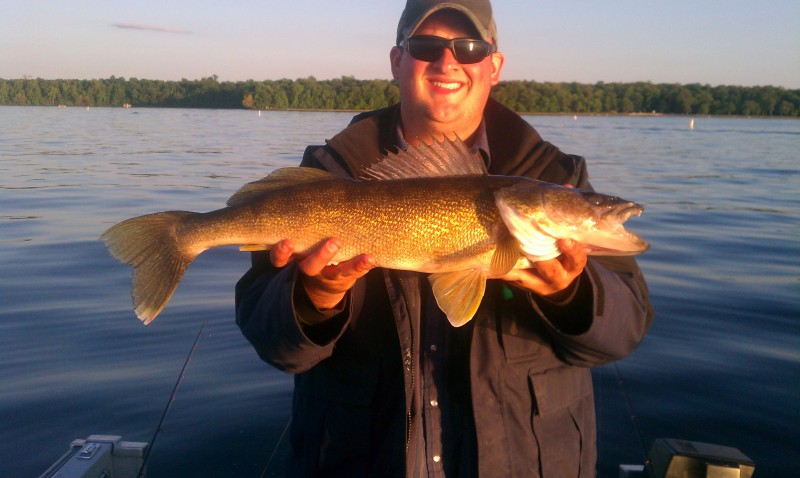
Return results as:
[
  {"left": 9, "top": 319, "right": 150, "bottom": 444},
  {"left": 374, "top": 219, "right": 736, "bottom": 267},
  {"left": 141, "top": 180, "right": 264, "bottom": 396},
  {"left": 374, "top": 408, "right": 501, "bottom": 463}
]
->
[{"left": 1, "top": 0, "right": 798, "bottom": 88}]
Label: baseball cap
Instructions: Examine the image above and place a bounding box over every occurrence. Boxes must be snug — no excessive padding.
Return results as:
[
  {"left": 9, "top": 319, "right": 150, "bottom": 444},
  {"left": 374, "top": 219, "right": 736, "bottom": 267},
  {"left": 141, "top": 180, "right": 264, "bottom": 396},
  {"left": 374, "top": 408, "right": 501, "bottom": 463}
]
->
[{"left": 396, "top": 0, "right": 498, "bottom": 46}]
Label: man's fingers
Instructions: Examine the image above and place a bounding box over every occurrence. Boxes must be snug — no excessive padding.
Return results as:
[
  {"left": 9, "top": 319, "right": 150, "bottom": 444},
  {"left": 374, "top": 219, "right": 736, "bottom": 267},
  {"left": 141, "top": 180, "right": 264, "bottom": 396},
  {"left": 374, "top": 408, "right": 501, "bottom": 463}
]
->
[
  {"left": 556, "top": 239, "right": 587, "bottom": 275},
  {"left": 299, "top": 244, "right": 376, "bottom": 310},
  {"left": 498, "top": 239, "right": 588, "bottom": 297},
  {"left": 336, "top": 254, "right": 376, "bottom": 278},
  {"left": 298, "top": 238, "right": 341, "bottom": 277},
  {"left": 530, "top": 239, "right": 586, "bottom": 294},
  {"left": 315, "top": 253, "right": 376, "bottom": 285},
  {"left": 270, "top": 239, "right": 294, "bottom": 267}
]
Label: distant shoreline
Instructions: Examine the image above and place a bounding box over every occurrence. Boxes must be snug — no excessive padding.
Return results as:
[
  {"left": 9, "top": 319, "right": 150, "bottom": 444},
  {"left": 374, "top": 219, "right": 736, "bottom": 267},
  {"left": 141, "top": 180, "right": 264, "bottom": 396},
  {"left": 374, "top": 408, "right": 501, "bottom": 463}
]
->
[
  {"left": 2, "top": 77, "right": 797, "bottom": 117},
  {"left": 6, "top": 104, "right": 798, "bottom": 120}
]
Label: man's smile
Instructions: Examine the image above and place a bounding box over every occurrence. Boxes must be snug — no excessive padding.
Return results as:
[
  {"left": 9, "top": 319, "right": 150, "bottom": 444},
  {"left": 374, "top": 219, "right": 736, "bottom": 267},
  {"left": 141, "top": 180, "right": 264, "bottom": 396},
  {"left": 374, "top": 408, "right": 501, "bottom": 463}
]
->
[{"left": 431, "top": 80, "right": 462, "bottom": 91}]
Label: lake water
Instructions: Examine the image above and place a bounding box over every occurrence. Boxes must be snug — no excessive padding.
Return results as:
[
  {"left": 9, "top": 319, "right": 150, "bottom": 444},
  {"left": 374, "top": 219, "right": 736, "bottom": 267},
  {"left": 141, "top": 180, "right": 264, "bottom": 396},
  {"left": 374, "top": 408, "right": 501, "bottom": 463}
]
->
[{"left": 1, "top": 106, "right": 797, "bottom": 477}]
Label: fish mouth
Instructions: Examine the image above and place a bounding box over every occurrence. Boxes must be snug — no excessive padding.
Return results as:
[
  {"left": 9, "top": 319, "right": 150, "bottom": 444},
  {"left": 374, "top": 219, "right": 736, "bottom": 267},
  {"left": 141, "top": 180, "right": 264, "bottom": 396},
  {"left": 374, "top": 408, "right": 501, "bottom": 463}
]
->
[
  {"left": 589, "top": 200, "right": 649, "bottom": 254},
  {"left": 555, "top": 190, "right": 645, "bottom": 229},
  {"left": 590, "top": 203, "right": 649, "bottom": 254},
  {"left": 601, "top": 201, "right": 644, "bottom": 226}
]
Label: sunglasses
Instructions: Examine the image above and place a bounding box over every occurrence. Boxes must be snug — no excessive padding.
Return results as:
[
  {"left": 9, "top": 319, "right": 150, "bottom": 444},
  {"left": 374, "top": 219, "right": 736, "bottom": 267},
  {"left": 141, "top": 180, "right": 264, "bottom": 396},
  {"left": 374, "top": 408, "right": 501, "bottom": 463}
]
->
[{"left": 403, "top": 35, "right": 496, "bottom": 64}]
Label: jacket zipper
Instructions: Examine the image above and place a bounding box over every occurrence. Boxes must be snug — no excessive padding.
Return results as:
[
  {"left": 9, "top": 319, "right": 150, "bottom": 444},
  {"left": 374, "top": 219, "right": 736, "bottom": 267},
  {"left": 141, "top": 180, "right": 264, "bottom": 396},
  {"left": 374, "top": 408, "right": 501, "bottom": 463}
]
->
[{"left": 397, "top": 277, "right": 415, "bottom": 468}]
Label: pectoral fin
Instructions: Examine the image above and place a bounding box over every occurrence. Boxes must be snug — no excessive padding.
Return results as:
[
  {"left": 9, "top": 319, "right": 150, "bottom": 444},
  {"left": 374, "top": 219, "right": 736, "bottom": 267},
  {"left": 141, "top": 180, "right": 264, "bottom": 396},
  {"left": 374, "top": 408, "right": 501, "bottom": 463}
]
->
[
  {"left": 489, "top": 233, "right": 522, "bottom": 277},
  {"left": 428, "top": 269, "right": 487, "bottom": 327}
]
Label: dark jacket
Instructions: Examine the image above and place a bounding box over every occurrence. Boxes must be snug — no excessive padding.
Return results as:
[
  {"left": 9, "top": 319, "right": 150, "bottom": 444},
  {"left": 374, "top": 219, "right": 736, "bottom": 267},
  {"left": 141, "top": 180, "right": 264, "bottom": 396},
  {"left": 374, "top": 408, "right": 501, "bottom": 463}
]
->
[{"left": 236, "top": 99, "right": 654, "bottom": 477}]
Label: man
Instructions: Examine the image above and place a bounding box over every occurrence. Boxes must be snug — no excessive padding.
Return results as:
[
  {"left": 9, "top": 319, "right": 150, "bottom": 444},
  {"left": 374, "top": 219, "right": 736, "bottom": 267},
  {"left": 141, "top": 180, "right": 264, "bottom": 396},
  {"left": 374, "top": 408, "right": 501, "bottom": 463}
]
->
[{"left": 236, "top": 0, "right": 654, "bottom": 476}]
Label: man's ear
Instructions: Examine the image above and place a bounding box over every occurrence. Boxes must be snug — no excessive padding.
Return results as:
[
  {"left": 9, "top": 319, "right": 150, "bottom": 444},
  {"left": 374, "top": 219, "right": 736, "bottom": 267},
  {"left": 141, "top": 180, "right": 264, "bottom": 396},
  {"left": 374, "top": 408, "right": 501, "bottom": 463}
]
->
[
  {"left": 390, "top": 46, "right": 403, "bottom": 80},
  {"left": 490, "top": 51, "right": 505, "bottom": 86}
]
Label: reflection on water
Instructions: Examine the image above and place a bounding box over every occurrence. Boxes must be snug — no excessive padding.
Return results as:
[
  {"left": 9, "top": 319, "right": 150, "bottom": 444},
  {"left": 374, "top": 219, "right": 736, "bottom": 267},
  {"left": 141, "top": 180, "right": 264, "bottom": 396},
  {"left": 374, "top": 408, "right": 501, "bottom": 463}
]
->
[{"left": 1, "top": 107, "right": 798, "bottom": 477}]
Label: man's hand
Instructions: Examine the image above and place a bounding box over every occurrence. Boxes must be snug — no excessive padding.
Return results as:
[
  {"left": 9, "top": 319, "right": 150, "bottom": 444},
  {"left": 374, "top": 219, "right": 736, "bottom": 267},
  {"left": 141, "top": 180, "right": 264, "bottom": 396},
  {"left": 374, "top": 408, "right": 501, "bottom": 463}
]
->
[
  {"left": 270, "top": 238, "right": 376, "bottom": 310},
  {"left": 498, "top": 239, "right": 587, "bottom": 301}
]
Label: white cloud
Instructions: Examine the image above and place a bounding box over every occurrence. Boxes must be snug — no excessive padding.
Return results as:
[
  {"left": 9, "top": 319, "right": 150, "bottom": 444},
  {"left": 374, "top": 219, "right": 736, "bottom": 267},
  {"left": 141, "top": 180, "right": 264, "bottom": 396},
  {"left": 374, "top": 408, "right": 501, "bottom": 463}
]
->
[{"left": 112, "top": 23, "right": 191, "bottom": 34}]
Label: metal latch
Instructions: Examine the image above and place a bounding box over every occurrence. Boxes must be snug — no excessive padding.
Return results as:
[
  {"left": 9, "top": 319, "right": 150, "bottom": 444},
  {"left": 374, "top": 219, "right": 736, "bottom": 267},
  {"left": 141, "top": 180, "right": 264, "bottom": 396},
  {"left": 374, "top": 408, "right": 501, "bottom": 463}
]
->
[{"left": 77, "top": 442, "right": 101, "bottom": 460}]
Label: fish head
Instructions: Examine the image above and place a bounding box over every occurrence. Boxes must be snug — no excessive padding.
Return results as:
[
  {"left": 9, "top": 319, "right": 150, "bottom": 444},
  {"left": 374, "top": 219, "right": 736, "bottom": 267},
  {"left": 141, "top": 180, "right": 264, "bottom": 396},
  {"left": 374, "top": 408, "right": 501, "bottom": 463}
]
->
[{"left": 494, "top": 181, "right": 649, "bottom": 257}]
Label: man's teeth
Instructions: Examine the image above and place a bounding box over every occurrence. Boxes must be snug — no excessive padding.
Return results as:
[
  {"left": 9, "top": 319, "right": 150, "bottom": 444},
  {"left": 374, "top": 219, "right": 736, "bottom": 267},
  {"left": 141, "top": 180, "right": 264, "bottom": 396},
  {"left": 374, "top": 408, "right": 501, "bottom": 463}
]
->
[{"left": 432, "top": 81, "right": 460, "bottom": 90}]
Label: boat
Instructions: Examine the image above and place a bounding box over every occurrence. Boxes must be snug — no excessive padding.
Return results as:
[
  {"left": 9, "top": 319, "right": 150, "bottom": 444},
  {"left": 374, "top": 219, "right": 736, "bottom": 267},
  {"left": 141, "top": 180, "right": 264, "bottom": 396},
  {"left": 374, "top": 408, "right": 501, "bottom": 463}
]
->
[
  {"left": 39, "top": 435, "right": 147, "bottom": 478},
  {"left": 619, "top": 438, "right": 755, "bottom": 478},
  {"left": 40, "top": 435, "right": 753, "bottom": 478}
]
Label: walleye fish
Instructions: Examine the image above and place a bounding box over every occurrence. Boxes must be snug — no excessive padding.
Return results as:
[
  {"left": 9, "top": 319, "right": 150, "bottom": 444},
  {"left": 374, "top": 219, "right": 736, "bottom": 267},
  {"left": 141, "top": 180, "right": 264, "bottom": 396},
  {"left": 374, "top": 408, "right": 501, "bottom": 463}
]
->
[{"left": 101, "top": 137, "right": 648, "bottom": 326}]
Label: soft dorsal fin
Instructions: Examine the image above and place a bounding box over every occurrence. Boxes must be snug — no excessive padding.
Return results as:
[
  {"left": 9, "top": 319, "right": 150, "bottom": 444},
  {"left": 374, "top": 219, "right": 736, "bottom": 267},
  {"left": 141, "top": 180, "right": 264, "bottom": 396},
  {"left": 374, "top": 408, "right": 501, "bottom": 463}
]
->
[
  {"left": 227, "top": 167, "right": 336, "bottom": 207},
  {"left": 361, "top": 136, "right": 487, "bottom": 180}
]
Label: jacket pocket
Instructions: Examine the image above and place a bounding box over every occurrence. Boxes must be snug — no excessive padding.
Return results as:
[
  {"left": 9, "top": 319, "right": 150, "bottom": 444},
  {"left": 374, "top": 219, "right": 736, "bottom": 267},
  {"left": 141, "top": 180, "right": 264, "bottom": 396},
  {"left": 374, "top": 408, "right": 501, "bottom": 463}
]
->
[
  {"left": 495, "top": 288, "right": 560, "bottom": 371},
  {"left": 529, "top": 367, "right": 596, "bottom": 478}
]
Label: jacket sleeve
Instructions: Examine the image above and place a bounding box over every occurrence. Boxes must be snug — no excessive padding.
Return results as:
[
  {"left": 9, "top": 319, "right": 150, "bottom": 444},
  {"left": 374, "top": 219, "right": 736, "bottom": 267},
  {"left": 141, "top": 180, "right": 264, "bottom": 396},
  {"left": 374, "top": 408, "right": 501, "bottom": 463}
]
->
[
  {"left": 235, "top": 252, "right": 353, "bottom": 373},
  {"left": 530, "top": 255, "right": 654, "bottom": 366}
]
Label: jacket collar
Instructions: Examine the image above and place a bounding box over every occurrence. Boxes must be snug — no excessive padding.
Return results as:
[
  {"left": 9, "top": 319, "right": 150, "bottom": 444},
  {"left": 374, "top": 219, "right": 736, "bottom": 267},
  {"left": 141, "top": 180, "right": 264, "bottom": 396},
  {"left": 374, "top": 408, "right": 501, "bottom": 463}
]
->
[{"left": 324, "top": 98, "right": 542, "bottom": 177}]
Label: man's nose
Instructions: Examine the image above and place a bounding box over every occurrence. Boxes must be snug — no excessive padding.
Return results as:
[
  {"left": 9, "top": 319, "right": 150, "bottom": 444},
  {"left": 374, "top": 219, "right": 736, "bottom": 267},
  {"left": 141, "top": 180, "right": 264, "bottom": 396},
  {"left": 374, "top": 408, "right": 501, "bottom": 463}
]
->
[{"left": 433, "top": 46, "right": 460, "bottom": 70}]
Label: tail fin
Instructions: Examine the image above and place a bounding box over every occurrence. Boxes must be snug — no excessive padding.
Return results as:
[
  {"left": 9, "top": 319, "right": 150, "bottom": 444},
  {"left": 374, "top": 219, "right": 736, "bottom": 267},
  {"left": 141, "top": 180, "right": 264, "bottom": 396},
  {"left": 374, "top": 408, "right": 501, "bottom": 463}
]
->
[{"left": 100, "top": 211, "right": 198, "bottom": 324}]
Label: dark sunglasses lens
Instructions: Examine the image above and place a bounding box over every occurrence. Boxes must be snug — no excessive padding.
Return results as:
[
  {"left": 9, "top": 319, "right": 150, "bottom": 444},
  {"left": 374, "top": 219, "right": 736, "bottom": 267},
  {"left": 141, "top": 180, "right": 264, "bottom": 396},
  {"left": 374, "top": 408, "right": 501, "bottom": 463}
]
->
[
  {"left": 408, "top": 37, "right": 447, "bottom": 62},
  {"left": 453, "top": 39, "right": 492, "bottom": 64},
  {"left": 407, "top": 36, "right": 493, "bottom": 64}
]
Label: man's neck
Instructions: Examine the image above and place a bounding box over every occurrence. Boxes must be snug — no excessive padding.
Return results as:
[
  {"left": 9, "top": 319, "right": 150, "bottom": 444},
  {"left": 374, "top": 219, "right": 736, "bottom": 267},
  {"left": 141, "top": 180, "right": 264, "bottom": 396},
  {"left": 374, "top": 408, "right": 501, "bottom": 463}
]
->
[{"left": 398, "top": 122, "right": 482, "bottom": 148}]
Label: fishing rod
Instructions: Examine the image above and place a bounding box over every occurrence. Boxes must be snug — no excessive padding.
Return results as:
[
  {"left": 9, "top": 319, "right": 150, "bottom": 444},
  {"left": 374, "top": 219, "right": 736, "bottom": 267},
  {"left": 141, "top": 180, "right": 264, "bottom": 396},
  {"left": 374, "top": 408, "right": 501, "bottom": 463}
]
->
[
  {"left": 612, "top": 361, "right": 656, "bottom": 477},
  {"left": 260, "top": 416, "right": 292, "bottom": 478},
  {"left": 137, "top": 321, "right": 206, "bottom": 478}
]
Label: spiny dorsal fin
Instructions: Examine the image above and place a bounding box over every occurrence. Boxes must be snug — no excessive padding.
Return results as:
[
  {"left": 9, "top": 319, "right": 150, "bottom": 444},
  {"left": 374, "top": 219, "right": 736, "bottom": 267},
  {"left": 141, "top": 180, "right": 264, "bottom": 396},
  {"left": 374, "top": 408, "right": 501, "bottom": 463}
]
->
[
  {"left": 227, "top": 167, "right": 337, "bottom": 207},
  {"left": 362, "top": 136, "right": 487, "bottom": 180}
]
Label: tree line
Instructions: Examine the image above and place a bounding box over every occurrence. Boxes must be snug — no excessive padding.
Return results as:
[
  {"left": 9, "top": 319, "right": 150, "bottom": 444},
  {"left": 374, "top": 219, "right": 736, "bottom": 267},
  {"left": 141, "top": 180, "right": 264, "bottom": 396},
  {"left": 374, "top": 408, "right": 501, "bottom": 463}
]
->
[{"left": 1, "top": 75, "right": 798, "bottom": 117}]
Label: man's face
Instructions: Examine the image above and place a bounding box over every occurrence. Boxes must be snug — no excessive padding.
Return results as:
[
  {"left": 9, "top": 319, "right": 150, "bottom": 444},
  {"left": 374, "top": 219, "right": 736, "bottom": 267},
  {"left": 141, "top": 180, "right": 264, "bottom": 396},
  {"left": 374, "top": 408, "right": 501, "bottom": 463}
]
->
[{"left": 391, "top": 10, "right": 504, "bottom": 145}]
